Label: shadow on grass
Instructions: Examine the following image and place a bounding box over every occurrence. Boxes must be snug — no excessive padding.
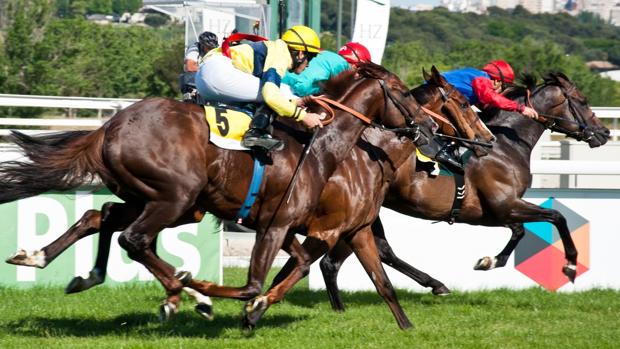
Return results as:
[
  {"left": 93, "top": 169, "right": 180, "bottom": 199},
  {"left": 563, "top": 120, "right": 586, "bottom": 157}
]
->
[
  {"left": 1, "top": 311, "right": 306, "bottom": 338},
  {"left": 282, "top": 288, "right": 492, "bottom": 309}
]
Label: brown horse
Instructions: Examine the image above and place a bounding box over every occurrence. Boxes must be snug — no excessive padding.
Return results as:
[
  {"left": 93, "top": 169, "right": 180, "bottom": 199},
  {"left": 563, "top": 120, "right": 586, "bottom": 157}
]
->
[
  {"left": 2, "top": 63, "right": 435, "bottom": 322},
  {"left": 220, "top": 66, "right": 496, "bottom": 329},
  {"left": 317, "top": 72, "right": 610, "bottom": 311}
]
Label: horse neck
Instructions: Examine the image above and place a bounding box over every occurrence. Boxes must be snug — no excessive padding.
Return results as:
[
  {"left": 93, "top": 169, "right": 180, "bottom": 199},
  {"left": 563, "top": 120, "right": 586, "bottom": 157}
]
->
[
  {"left": 313, "top": 91, "right": 390, "bottom": 171},
  {"left": 487, "top": 95, "right": 548, "bottom": 156},
  {"left": 361, "top": 128, "right": 416, "bottom": 175}
]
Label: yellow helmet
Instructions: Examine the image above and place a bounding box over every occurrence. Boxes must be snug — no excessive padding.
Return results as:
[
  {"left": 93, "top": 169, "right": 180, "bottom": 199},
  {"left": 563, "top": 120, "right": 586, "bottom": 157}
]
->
[{"left": 281, "top": 25, "right": 321, "bottom": 53}]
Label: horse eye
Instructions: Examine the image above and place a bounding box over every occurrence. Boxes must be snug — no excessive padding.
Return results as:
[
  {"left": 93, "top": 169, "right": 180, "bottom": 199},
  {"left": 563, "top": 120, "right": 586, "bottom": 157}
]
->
[{"left": 461, "top": 103, "right": 469, "bottom": 110}]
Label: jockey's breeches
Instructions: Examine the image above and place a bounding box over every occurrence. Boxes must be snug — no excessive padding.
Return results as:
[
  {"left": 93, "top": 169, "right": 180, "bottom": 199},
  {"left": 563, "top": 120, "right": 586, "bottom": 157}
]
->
[{"left": 196, "top": 55, "right": 296, "bottom": 104}]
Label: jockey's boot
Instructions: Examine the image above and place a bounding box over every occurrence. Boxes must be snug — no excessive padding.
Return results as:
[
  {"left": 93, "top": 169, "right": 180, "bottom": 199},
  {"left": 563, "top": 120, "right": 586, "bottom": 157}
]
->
[
  {"left": 418, "top": 138, "right": 463, "bottom": 174},
  {"left": 242, "top": 105, "right": 284, "bottom": 152}
]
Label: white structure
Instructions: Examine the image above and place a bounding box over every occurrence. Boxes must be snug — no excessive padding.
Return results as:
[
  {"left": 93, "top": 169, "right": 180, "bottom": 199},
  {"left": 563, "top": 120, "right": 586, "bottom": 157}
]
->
[
  {"left": 143, "top": 1, "right": 269, "bottom": 48},
  {"left": 518, "top": 0, "right": 557, "bottom": 13}
]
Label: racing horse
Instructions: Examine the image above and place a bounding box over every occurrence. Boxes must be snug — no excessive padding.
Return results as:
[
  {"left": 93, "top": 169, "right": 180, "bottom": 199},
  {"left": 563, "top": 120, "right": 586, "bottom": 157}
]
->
[
  {"left": 2, "top": 63, "right": 436, "bottom": 322},
  {"left": 316, "top": 72, "right": 610, "bottom": 311},
  {"left": 202, "top": 66, "right": 496, "bottom": 329}
]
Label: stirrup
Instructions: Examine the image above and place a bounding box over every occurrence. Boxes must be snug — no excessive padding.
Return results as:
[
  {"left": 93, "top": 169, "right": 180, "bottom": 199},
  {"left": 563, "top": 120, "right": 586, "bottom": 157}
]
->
[
  {"left": 242, "top": 134, "right": 284, "bottom": 152},
  {"left": 436, "top": 151, "right": 463, "bottom": 173}
]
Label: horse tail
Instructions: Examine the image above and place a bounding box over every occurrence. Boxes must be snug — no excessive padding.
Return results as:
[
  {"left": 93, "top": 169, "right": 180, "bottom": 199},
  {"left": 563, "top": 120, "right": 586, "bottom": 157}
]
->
[{"left": 0, "top": 129, "right": 108, "bottom": 204}]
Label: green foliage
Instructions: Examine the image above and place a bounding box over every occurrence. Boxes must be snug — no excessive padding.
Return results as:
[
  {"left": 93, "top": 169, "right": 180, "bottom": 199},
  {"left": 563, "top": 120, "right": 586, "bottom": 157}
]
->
[
  {"left": 144, "top": 13, "right": 169, "bottom": 28},
  {"left": 0, "top": 1, "right": 184, "bottom": 117},
  {"left": 30, "top": 18, "right": 181, "bottom": 98},
  {"left": 55, "top": 0, "right": 143, "bottom": 17},
  {"left": 376, "top": 7, "right": 620, "bottom": 106}
]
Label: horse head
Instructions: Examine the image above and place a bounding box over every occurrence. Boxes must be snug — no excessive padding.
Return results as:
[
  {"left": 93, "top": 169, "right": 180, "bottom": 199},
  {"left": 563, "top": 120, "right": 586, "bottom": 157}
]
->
[
  {"left": 322, "top": 62, "right": 437, "bottom": 147},
  {"left": 416, "top": 66, "right": 495, "bottom": 157},
  {"left": 536, "top": 73, "right": 610, "bottom": 148}
]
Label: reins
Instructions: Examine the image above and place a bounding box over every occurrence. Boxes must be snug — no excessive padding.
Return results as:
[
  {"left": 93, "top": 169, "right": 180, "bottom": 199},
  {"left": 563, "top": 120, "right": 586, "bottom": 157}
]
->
[{"left": 525, "top": 88, "right": 586, "bottom": 129}]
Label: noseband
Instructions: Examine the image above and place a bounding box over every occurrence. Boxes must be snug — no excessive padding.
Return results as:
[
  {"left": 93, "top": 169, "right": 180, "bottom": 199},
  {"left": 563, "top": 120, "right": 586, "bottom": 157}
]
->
[{"left": 435, "top": 85, "right": 484, "bottom": 138}]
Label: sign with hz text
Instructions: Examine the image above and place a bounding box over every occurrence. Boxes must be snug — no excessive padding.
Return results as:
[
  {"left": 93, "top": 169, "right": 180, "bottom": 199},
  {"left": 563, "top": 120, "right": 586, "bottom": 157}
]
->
[{"left": 0, "top": 188, "right": 221, "bottom": 287}]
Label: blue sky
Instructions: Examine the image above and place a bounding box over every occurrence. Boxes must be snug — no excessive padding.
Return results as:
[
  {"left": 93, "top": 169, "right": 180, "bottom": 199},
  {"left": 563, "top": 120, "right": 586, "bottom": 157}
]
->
[{"left": 392, "top": 0, "right": 440, "bottom": 6}]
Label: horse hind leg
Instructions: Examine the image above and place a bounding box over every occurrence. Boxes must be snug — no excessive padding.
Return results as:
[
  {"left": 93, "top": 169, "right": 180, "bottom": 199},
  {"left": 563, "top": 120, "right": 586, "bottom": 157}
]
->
[
  {"left": 65, "top": 202, "right": 144, "bottom": 294},
  {"left": 6, "top": 209, "right": 103, "bottom": 269},
  {"left": 117, "top": 199, "right": 197, "bottom": 322},
  {"left": 474, "top": 223, "right": 525, "bottom": 271}
]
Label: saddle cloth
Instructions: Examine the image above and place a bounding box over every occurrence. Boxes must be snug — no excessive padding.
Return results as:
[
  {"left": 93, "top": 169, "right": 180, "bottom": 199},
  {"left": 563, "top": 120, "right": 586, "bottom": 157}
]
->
[
  {"left": 415, "top": 148, "right": 474, "bottom": 177},
  {"left": 204, "top": 104, "right": 252, "bottom": 150},
  {"left": 415, "top": 148, "right": 441, "bottom": 176}
]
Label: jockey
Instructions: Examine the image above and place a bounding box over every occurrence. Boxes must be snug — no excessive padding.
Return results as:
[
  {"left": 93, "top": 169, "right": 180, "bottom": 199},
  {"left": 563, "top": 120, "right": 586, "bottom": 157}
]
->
[
  {"left": 180, "top": 31, "right": 219, "bottom": 101},
  {"left": 422, "top": 60, "right": 540, "bottom": 172},
  {"left": 283, "top": 42, "right": 371, "bottom": 97},
  {"left": 195, "top": 25, "right": 324, "bottom": 151},
  {"left": 442, "top": 60, "right": 539, "bottom": 119}
]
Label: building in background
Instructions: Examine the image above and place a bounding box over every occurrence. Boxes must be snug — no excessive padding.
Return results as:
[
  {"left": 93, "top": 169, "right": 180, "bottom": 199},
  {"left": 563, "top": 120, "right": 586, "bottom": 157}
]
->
[{"left": 435, "top": 0, "right": 620, "bottom": 24}]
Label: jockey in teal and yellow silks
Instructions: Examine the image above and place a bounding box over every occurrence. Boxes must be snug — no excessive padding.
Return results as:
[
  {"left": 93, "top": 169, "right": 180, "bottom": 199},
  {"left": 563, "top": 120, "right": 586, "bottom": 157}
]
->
[{"left": 283, "top": 42, "right": 372, "bottom": 97}]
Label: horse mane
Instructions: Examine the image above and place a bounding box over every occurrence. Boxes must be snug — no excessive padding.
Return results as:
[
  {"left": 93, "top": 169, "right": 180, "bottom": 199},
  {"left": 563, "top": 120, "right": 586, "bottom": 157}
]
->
[
  {"left": 321, "top": 69, "right": 360, "bottom": 98},
  {"left": 409, "top": 84, "right": 433, "bottom": 105},
  {"left": 503, "top": 73, "right": 538, "bottom": 99}
]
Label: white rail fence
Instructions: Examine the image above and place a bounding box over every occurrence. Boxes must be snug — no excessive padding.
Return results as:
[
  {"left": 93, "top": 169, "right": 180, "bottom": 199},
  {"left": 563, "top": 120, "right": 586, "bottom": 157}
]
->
[{"left": 1, "top": 94, "right": 620, "bottom": 182}]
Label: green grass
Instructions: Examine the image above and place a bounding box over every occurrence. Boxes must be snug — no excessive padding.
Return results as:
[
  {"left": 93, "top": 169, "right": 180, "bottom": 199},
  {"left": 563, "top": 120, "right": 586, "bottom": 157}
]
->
[{"left": 0, "top": 268, "right": 619, "bottom": 348}]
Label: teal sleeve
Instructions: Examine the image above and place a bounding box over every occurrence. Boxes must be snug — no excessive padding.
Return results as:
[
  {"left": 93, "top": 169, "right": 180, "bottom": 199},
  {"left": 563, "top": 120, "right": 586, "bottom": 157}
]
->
[{"left": 283, "top": 52, "right": 350, "bottom": 97}]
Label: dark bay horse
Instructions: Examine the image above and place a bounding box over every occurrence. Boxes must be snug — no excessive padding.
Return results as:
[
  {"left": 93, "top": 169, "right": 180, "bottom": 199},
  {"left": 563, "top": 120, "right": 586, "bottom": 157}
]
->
[
  {"left": 2, "top": 64, "right": 435, "bottom": 322},
  {"left": 318, "top": 72, "right": 610, "bottom": 311},
  {"left": 225, "top": 66, "right": 496, "bottom": 329}
]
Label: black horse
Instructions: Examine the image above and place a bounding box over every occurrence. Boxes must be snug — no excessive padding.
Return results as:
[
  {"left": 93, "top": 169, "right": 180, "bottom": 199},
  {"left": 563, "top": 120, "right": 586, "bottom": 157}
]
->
[{"left": 317, "top": 73, "right": 610, "bottom": 310}]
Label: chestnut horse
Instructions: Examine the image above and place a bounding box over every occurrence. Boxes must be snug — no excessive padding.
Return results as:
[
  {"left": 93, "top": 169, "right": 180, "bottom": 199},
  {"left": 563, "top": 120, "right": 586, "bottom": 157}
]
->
[
  {"left": 221, "top": 66, "right": 496, "bottom": 329},
  {"left": 317, "top": 72, "right": 610, "bottom": 311},
  {"left": 2, "top": 64, "right": 435, "bottom": 322}
]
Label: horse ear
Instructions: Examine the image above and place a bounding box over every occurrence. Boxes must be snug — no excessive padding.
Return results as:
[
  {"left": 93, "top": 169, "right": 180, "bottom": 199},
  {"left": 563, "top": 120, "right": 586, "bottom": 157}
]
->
[
  {"left": 431, "top": 65, "right": 447, "bottom": 85},
  {"left": 556, "top": 72, "right": 572, "bottom": 85},
  {"left": 422, "top": 67, "right": 431, "bottom": 82}
]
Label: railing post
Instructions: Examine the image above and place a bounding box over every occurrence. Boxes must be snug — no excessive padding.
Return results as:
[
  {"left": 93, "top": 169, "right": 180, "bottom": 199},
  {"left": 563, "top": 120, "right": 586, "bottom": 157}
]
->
[{"left": 559, "top": 140, "right": 570, "bottom": 188}]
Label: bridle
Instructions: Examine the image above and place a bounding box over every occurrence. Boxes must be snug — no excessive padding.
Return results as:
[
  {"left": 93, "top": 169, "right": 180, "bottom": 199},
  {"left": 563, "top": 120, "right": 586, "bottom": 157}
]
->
[
  {"left": 305, "top": 78, "right": 427, "bottom": 142},
  {"left": 525, "top": 83, "right": 598, "bottom": 142},
  {"left": 434, "top": 84, "right": 485, "bottom": 138}
]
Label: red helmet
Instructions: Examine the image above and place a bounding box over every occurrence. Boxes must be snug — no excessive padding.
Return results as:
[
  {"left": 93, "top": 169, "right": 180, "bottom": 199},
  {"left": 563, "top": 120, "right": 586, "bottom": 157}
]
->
[
  {"left": 337, "top": 42, "right": 372, "bottom": 65},
  {"left": 482, "top": 60, "right": 515, "bottom": 84}
]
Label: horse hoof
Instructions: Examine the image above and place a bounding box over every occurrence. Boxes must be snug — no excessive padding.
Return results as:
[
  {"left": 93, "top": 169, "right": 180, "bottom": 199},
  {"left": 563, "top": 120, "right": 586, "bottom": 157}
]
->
[
  {"left": 175, "top": 270, "right": 193, "bottom": 286},
  {"left": 5, "top": 249, "right": 46, "bottom": 268},
  {"left": 159, "top": 302, "right": 178, "bottom": 323},
  {"left": 242, "top": 296, "right": 269, "bottom": 330},
  {"left": 432, "top": 285, "right": 451, "bottom": 296},
  {"left": 195, "top": 302, "right": 214, "bottom": 321},
  {"left": 65, "top": 270, "right": 104, "bottom": 294},
  {"left": 562, "top": 263, "right": 577, "bottom": 283},
  {"left": 473, "top": 256, "right": 493, "bottom": 270}
]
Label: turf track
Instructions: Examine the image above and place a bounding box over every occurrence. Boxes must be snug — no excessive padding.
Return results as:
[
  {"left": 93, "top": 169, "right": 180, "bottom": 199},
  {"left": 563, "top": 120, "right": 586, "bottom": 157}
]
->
[{"left": 0, "top": 267, "right": 619, "bottom": 348}]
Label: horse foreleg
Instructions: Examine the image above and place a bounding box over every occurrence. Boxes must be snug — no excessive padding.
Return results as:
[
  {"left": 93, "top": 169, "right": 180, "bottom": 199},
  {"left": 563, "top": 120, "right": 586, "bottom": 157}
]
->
[
  {"left": 347, "top": 226, "right": 412, "bottom": 330},
  {"left": 242, "top": 233, "right": 323, "bottom": 329},
  {"left": 185, "top": 225, "right": 290, "bottom": 302},
  {"left": 474, "top": 223, "right": 525, "bottom": 271},
  {"left": 372, "top": 218, "right": 450, "bottom": 295},
  {"left": 482, "top": 200, "right": 578, "bottom": 282}
]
